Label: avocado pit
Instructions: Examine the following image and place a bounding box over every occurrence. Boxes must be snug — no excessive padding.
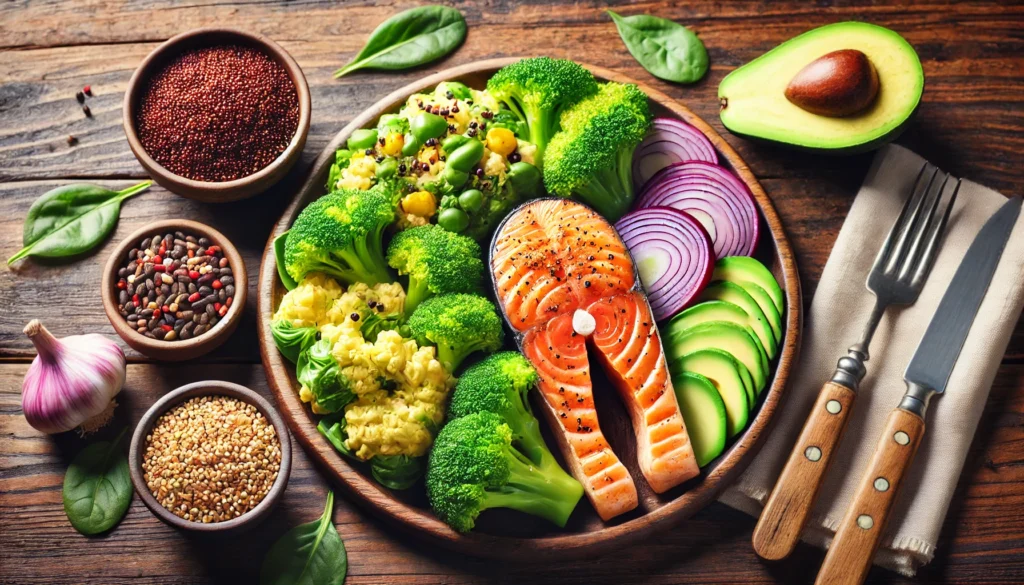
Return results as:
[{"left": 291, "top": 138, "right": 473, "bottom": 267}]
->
[{"left": 784, "top": 49, "right": 879, "bottom": 117}]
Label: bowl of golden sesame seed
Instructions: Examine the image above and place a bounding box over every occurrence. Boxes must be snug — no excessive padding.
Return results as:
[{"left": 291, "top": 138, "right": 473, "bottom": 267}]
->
[{"left": 129, "top": 380, "right": 291, "bottom": 532}]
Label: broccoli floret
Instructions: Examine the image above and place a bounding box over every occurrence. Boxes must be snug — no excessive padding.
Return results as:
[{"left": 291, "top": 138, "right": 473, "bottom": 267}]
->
[
  {"left": 486, "top": 57, "right": 599, "bottom": 163},
  {"left": 386, "top": 224, "right": 485, "bottom": 314},
  {"left": 284, "top": 187, "right": 397, "bottom": 285},
  {"left": 426, "top": 412, "right": 583, "bottom": 532},
  {"left": 407, "top": 294, "right": 504, "bottom": 372},
  {"left": 543, "top": 82, "right": 652, "bottom": 222},
  {"left": 450, "top": 352, "right": 573, "bottom": 477}
]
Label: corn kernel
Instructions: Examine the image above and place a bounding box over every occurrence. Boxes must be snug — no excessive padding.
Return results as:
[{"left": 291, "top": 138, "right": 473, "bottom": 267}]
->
[
  {"left": 382, "top": 132, "right": 404, "bottom": 156},
  {"left": 401, "top": 190, "right": 437, "bottom": 217},
  {"left": 486, "top": 128, "right": 517, "bottom": 156}
]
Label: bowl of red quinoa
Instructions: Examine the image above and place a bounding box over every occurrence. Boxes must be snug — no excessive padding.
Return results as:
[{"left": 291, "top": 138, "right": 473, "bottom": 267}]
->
[
  {"left": 123, "top": 28, "right": 311, "bottom": 202},
  {"left": 128, "top": 380, "right": 292, "bottom": 533},
  {"left": 102, "top": 219, "right": 247, "bottom": 361}
]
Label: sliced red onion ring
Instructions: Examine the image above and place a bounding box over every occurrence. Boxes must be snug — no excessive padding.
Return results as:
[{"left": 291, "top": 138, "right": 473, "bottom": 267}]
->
[
  {"left": 632, "top": 118, "right": 718, "bottom": 190},
  {"left": 615, "top": 206, "right": 714, "bottom": 322},
  {"left": 636, "top": 161, "right": 759, "bottom": 258}
]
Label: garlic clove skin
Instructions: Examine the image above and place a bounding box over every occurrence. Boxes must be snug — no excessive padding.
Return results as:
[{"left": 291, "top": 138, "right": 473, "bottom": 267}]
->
[{"left": 21, "top": 320, "right": 126, "bottom": 435}]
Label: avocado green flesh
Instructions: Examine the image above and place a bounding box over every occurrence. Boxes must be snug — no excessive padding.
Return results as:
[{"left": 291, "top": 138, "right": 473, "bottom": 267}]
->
[
  {"left": 671, "top": 372, "right": 727, "bottom": 467},
  {"left": 672, "top": 350, "right": 749, "bottom": 437},
  {"left": 714, "top": 257, "right": 784, "bottom": 315},
  {"left": 694, "top": 286, "right": 777, "bottom": 359},
  {"left": 736, "top": 282, "right": 782, "bottom": 342},
  {"left": 718, "top": 22, "right": 923, "bottom": 152},
  {"left": 667, "top": 321, "right": 768, "bottom": 393}
]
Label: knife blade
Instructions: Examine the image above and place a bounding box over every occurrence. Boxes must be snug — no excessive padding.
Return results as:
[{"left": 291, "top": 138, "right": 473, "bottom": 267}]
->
[
  {"left": 815, "top": 195, "right": 1022, "bottom": 585},
  {"left": 904, "top": 195, "right": 1023, "bottom": 395}
]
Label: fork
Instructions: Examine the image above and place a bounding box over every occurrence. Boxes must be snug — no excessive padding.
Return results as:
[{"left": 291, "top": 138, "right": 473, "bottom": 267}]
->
[{"left": 752, "top": 163, "right": 959, "bottom": 560}]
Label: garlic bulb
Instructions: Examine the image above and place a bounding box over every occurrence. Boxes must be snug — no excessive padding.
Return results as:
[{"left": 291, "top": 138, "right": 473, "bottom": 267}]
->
[{"left": 21, "top": 320, "right": 126, "bottom": 435}]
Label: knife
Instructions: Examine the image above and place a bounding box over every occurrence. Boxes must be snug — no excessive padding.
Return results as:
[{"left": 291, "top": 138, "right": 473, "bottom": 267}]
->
[{"left": 814, "top": 196, "right": 1022, "bottom": 585}]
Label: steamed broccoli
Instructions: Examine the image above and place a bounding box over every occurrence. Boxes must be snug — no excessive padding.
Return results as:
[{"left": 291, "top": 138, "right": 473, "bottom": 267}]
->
[
  {"left": 486, "top": 57, "right": 598, "bottom": 163},
  {"left": 426, "top": 412, "right": 584, "bottom": 532},
  {"left": 407, "top": 294, "right": 504, "bottom": 372},
  {"left": 449, "top": 352, "right": 575, "bottom": 480},
  {"left": 543, "top": 82, "right": 652, "bottom": 222},
  {"left": 386, "top": 224, "right": 485, "bottom": 314},
  {"left": 284, "top": 187, "right": 396, "bottom": 285}
]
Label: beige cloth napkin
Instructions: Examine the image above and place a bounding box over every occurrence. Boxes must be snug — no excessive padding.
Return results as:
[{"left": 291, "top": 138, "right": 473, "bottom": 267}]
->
[{"left": 720, "top": 144, "right": 1024, "bottom": 576}]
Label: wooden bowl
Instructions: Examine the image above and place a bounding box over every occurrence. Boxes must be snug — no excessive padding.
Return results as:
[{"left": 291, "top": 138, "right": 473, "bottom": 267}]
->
[
  {"left": 257, "top": 58, "right": 802, "bottom": 560},
  {"left": 128, "top": 380, "right": 292, "bottom": 533},
  {"left": 102, "top": 219, "right": 247, "bottom": 361},
  {"left": 122, "top": 28, "right": 311, "bottom": 202}
]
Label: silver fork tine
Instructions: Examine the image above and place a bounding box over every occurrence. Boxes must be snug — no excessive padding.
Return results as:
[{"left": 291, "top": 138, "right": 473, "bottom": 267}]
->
[
  {"left": 872, "top": 163, "right": 929, "bottom": 273},
  {"left": 884, "top": 165, "right": 937, "bottom": 275},
  {"left": 897, "top": 172, "right": 949, "bottom": 283},
  {"left": 910, "top": 178, "right": 960, "bottom": 289}
]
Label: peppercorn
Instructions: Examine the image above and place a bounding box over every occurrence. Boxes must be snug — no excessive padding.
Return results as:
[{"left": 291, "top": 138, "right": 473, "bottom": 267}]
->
[
  {"left": 508, "top": 152, "right": 522, "bottom": 163},
  {"left": 467, "top": 128, "right": 477, "bottom": 137},
  {"left": 481, "top": 111, "right": 493, "bottom": 119},
  {"left": 445, "top": 90, "right": 454, "bottom": 99},
  {"left": 350, "top": 312, "right": 360, "bottom": 322},
  {"left": 469, "top": 121, "right": 478, "bottom": 128}
]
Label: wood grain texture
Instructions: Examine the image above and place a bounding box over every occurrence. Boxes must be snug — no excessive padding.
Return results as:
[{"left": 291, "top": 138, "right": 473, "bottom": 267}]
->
[
  {"left": 754, "top": 381, "right": 857, "bottom": 560},
  {"left": 816, "top": 408, "right": 927, "bottom": 585},
  {"left": 1, "top": 0, "right": 1023, "bottom": 583}
]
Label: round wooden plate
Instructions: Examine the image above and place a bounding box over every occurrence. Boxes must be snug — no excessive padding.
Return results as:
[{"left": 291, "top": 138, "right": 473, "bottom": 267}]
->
[{"left": 258, "top": 58, "right": 802, "bottom": 560}]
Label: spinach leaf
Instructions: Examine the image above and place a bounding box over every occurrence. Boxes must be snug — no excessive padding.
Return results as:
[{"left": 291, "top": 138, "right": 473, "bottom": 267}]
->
[
  {"left": 317, "top": 414, "right": 357, "bottom": 461},
  {"left": 334, "top": 6, "right": 466, "bottom": 78},
  {"left": 62, "top": 428, "right": 132, "bottom": 535},
  {"left": 608, "top": 11, "right": 709, "bottom": 84},
  {"left": 371, "top": 454, "right": 425, "bottom": 490},
  {"left": 298, "top": 339, "right": 356, "bottom": 413},
  {"left": 260, "top": 491, "right": 347, "bottom": 585},
  {"left": 8, "top": 181, "right": 151, "bottom": 265},
  {"left": 272, "top": 320, "right": 318, "bottom": 363},
  {"left": 274, "top": 231, "right": 299, "bottom": 290}
]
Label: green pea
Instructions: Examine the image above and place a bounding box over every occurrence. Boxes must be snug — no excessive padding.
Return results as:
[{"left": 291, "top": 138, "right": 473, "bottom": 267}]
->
[
  {"left": 376, "top": 158, "right": 398, "bottom": 178},
  {"left": 401, "top": 133, "right": 422, "bottom": 157},
  {"left": 458, "top": 189, "right": 484, "bottom": 212},
  {"left": 441, "top": 134, "right": 470, "bottom": 154},
  {"left": 438, "top": 208, "right": 470, "bottom": 233},
  {"left": 347, "top": 129, "right": 379, "bottom": 151},
  {"left": 447, "top": 140, "right": 485, "bottom": 172},
  {"left": 441, "top": 166, "right": 469, "bottom": 189},
  {"left": 411, "top": 112, "right": 448, "bottom": 142},
  {"left": 507, "top": 161, "right": 543, "bottom": 197}
]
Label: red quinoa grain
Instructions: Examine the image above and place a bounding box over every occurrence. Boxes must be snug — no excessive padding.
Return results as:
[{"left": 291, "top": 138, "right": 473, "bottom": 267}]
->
[{"left": 135, "top": 45, "right": 299, "bottom": 182}]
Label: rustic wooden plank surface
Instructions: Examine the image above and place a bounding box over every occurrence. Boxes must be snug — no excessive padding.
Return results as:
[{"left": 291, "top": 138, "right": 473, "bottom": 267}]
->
[{"left": 1, "top": 0, "right": 1023, "bottom": 583}]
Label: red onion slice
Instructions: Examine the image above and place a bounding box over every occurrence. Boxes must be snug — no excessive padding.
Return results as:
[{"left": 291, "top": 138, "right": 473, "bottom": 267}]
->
[
  {"left": 632, "top": 118, "right": 718, "bottom": 190},
  {"left": 615, "top": 206, "right": 714, "bottom": 322},
  {"left": 636, "top": 161, "right": 759, "bottom": 258}
]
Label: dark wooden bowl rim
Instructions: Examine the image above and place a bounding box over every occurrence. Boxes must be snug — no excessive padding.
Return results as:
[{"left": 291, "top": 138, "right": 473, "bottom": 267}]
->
[
  {"left": 257, "top": 58, "right": 802, "bottom": 560},
  {"left": 101, "top": 219, "right": 247, "bottom": 361},
  {"left": 127, "top": 380, "right": 292, "bottom": 532}
]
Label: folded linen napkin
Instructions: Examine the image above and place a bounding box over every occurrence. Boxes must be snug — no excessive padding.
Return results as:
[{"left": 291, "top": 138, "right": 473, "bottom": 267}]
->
[{"left": 720, "top": 144, "right": 1024, "bottom": 576}]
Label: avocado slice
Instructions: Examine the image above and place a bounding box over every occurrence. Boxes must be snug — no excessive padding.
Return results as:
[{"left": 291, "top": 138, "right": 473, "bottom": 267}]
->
[
  {"left": 713, "top": 257, "right": 784, "bottom": 315},
  {"left": 672, "top": 350, "right": 749, "bottom": 437},
  {"left": 717, "top": 22, "right": 923, "bottom": 153},
  {"left": 693, "top": 287, "right": 777, "bottom": 359},
  {"left": 671, "top": 371, "right": 727, "bottom": 467},
  {"left": 666, "top": 320, "right": 768, "bottom": 394}
]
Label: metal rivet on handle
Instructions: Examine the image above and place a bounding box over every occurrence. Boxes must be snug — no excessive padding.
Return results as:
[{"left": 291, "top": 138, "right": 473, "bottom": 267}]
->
[
  {"left": 894, "top": 431, "right": 910, "bottom": 446},
  {"left": 826, "top": 400, "right": 842, "bottom": 414},
  {"left": 857, "top": 515, "right": 874, "bottom": 530},
  {"left": 874, "top": 477, "right": 890, "bottom": 492},
  {"left": 805, "top": 446, "right": 822, "bottom": 462}
]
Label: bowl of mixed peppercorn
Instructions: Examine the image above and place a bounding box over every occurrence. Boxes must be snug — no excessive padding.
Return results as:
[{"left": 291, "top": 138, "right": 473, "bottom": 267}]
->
[
  {"left": 102, "top": 219, "right": 247, "bottom": 361},
  {"left": 123, "top": 28, "right": 311, "bottom": 202}
]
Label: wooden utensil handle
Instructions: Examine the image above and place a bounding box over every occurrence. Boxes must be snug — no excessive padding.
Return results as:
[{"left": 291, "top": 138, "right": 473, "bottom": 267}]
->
[
  {"left": 753, "top": 381, "right": 857, "bottom": 560},
  {"left": 814, "top": 407, "right": 925, "bottom": 585}
]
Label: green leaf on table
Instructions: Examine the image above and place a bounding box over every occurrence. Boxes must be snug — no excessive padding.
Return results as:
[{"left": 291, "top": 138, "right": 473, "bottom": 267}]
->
[
  {"left": 608, "top": 11, "right": 709, "bottom": 84},
  {"left": 334, "top": 6, "right": 467, "bottom": 78},
  {"left": 62, "top": 428, "right": 132, "bottom": 536},
  {"left": 260, "top": 491, "right": 348, "bottom": 585},
  {"left": 8, "top": 181, "right": 152, "bottom": 264}
]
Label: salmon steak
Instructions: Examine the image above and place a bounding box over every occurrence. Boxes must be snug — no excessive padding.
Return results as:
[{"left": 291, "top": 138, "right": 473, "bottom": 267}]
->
[{"left": 491, "top": 199, "right": 699, "bottom": 520}]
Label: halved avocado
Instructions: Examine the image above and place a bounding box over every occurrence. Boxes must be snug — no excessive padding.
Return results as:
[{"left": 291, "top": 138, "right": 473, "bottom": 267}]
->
[
  {"left": 718, "top": 22, "right": 923, "bottom": 153},
  {"left": 671, "top": 371, "right": 727, "bottom": 467},
  {"left": 694, "top": 287, "right": 777, "bottom": 359},
  {"left": 666, "top": 320, "right": 768, "bottom": 394},
  {"left": 672, "top": 350, "right": 749, "bottom": 437}
]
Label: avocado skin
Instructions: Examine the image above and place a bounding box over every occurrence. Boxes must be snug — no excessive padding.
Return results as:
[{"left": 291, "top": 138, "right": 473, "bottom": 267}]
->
[{"left": 717, "top": 21, "right": 924, "bottom": 154}]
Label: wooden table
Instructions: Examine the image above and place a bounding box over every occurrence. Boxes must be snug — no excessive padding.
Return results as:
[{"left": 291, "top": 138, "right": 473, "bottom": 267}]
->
[{"left": 2, "top": 2, "right": 1022, "bottom": 583}]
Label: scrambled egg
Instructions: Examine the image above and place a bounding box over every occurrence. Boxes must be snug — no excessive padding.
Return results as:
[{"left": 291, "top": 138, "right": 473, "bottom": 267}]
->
[
  {"left": 339, "top": 154, "right": 377, "bottom": 190},
  {"left": 277, "top": 275, "right": 451, "bottom": 459}
]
